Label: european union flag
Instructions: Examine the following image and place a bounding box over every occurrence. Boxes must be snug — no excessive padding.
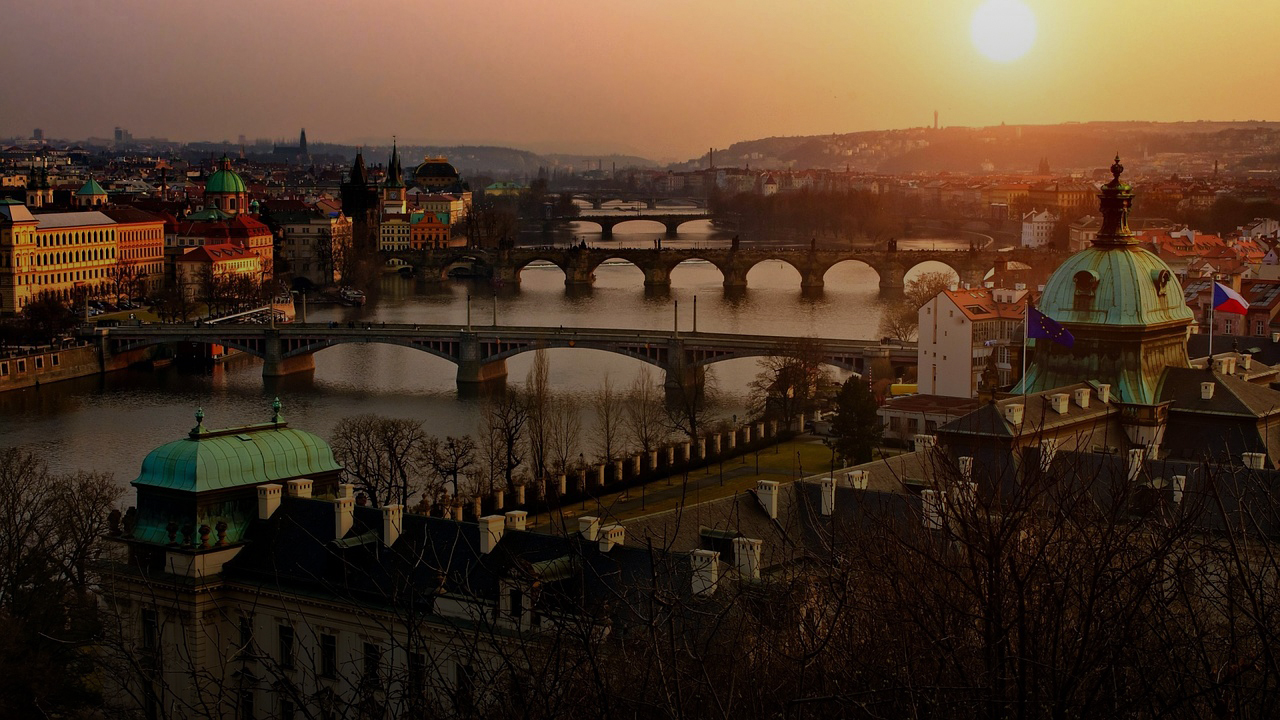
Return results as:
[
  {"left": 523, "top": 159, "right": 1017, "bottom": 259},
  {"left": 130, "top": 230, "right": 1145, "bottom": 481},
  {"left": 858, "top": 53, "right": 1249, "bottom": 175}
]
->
[{"left": 1028, "top": 306, "right": 1074, "bottom": 348}]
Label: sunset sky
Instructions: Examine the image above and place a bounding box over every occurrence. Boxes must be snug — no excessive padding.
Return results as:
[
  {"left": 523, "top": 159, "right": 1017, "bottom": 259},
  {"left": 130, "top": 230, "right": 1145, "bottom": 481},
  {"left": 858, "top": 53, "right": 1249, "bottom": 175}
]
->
[{"left": 3, "top": 0, "right": 1278, "bottom": 160}]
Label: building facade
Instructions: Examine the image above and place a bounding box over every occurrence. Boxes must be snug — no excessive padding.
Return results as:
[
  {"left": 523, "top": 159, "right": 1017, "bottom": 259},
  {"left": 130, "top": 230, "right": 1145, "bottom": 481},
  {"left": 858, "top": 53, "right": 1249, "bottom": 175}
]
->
[{"left": 918, "top": 286, "right": 1027, "bottom": 398}]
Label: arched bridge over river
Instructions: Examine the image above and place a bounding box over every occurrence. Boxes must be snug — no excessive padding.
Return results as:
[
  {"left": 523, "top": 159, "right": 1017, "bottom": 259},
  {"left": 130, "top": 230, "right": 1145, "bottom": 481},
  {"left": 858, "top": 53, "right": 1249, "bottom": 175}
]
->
[
  {"left": 387, "top": 246, "right": 1069, "bottom": 293},
  {"left": 89, "top": 323, "right": 916, "bottom": 389}
]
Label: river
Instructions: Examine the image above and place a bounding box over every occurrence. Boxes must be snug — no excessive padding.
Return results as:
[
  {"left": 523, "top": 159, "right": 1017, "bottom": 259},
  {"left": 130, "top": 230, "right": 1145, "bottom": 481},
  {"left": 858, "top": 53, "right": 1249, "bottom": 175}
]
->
[{"left": 0, "top": 208, "right": 966, "bottom": 492}]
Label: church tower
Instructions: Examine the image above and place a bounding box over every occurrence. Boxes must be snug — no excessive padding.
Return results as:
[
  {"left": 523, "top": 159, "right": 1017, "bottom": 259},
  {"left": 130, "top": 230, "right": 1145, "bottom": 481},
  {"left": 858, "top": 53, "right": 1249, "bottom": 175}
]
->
[
  {"left": 1015, "top": 157, "right": 1193, "bottom": 404},
  {"left": 341, "top": 150, "right": 380, "bottom": 252},
  {"left": 381, "top": 140, "right": 407, "bottom": 216}
]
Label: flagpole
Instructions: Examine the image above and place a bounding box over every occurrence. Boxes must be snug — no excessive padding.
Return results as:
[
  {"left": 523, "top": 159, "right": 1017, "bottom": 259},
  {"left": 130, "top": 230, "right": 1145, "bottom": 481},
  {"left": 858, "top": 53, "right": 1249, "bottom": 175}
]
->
[
  {"left": 1208, "top": 283, "right": 1215, "bottom": 363},
  {"left": 1022, "top": 294, "right": 1029, "bottom": 398}
]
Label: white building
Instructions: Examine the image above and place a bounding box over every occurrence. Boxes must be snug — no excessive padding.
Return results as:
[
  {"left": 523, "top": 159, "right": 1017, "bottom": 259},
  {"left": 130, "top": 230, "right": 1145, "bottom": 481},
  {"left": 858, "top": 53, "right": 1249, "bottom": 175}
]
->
[
  {"left": 918, "top": 286, "right": 1028, "bottom": 398},
  {"left": 1020, "top": 209, "right": 1058, "bottom": 248}
]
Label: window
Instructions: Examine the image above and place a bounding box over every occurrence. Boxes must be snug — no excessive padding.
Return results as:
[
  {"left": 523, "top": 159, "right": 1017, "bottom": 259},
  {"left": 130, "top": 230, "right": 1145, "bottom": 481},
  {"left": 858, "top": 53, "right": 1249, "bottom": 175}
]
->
[
  {"left": 239, "top": 617, "right": 254, "bottom": 654},
  {"left": 319, "top": 634, "right": 337, "bottom": 678},
  {"left": 141, "top": 609, "right": 158, "bottom": 650},
  {"left": 34, "top": 356, "right": 42, "bottom": 369},
  {"left": 889, "top": 416, "right": 901, "bottom": 432},
  {"left": 408, "top": 652, "right": 425, "bottom": 699},
  {"left": 279, "top": 698, "right": 295, "bottom": 720},
  {"left": 16, "top": 360, "right": 25, "bottom": 373},
  {"left": 238, "top": 688, "right": 255, "bottom": 720},
  {"left": 278, "top": 625, "right": 294, "bottom": 669},
  {"left": 907, "top": 418, "right": 919, "bottom": 434},
  {"left": 508, "top": 588, "right": 523, "bottom": 619},
  {"left": 1257, "top": 320, "right": 1266, "bottom": 336},
  {"left": 1225, "top": 319, "right": 1234, "bottom": 334},
  {"left": 1073, "top": 270, "right": 1098, "bottom": 311},
  {"left": 362, "top": 641, "right": 381, "bottom": 681}
]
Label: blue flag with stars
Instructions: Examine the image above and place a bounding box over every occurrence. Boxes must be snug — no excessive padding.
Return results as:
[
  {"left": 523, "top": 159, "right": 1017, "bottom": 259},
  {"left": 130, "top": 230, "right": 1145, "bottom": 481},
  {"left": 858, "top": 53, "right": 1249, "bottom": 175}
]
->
[{"left": 1028, "top": 306, "right": 1074, "bottom": 348}]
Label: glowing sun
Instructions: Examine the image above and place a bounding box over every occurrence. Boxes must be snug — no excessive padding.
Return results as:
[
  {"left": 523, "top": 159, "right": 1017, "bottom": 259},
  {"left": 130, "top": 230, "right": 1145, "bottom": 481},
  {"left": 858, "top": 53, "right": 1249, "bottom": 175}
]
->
[{"left": 970, "top": 0, "right": 1037, "bottom": 63}]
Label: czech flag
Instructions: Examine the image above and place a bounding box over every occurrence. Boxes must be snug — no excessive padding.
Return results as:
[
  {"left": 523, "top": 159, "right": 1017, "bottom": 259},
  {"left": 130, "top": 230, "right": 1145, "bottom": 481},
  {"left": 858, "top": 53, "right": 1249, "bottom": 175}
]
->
[{"left": 1213, "top": 282, "right": 1250, "bottom": 315}]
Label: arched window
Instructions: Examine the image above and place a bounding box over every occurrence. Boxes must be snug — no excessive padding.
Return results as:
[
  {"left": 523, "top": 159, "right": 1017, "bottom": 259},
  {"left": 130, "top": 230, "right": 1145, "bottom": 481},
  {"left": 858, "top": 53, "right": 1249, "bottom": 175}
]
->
[{"left": 1073, "top": 271, "right": 1098, "bottom": 311}]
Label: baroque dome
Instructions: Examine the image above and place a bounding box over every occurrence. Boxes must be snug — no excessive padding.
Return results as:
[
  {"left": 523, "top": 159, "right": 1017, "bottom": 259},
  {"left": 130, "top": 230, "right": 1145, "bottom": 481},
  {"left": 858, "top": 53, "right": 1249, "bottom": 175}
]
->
[{"left": 206, "top": 155, "right": 248, "bottom": 195}]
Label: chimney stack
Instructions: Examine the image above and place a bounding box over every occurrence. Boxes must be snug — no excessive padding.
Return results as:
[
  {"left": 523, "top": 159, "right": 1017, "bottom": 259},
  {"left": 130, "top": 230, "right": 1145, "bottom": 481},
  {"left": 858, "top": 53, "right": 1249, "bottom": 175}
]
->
[
  {"left": 732, "top": 537, "right": 762, "bottom": 580},
  {"left": 849, "top": 470, "right": 869, "bottom": 489},
  {"left": 479, "top": 515, "right": 504, "bottom": 554},
  {"left": 1243, "top": 452, "right": 1267, "bottom": 469},
  {"left": 257, "top": 484, "right": 282, "bottom": 520},
  {"left": 691, "top": 549, "right": 719, "bottom": 596},
  {"left": 1004, "top": 404, "right": 1025, "bottom": 426},
  {"left": 1096, "top": 384, "right": 1111, "bottom": 403},
  {"left": 286, "top": 478, "right": 313, "bottom": 498},
  {"left": 757, "top": 480, "right": 779, "bottom": 519},
  {"left": 598, "top": 524, "right": 625, "bottom": 552},
  {"left": 820, "top": 476, "right": 836, "bottom": 516},
  {"left": 578, "top": 516, "right": 600, "bottom": 542},
  {"left": 1127, "top": 448, "right": 1145, "bottom": 483},
  {"left": 334, "top": 494, "right": 355, "bottom": 539},
  {"left": 1072, "top": 387, "right": 1091, "bottom": 409},
  {"left": 1201, "top": 381, "right": 1215, "bottom": 400},
  {"left": 921, "top": 489, "right": 945, "bottom": 530},
  {"left": 1048, "top": 393, "right": 1069, "bottom": 415},
  {"left": 382, "top": 504, "right": 403, "bottom": 547},
  {"left": 504, "top": 510, "right": 527, "bottom": 532}
]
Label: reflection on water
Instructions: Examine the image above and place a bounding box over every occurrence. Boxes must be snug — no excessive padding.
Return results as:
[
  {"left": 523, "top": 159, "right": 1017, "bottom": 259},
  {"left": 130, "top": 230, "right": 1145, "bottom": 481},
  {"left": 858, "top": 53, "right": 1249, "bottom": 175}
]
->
[{"left": 0, "top": 221, "right": 967, "bottom": 490}]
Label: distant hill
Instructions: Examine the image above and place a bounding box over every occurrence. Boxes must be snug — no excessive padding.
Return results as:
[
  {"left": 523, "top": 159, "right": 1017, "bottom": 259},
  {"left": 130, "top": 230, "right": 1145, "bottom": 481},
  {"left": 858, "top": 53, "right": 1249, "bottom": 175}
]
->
[
  {"left": 314, "top": 144, "right": 657, "bottom": 178},
  {"left": 693, "top": 121, "right": 1280, "bottom": 174}
]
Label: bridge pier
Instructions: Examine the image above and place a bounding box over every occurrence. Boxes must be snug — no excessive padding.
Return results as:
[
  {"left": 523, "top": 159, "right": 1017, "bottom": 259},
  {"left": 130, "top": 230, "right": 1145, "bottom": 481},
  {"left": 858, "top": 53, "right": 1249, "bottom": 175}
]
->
[
  {"left": 492, "top": 263, "right": 520, "bottom": 286},
  {"left": 591, "top": 198, "right": 603, "bottom": 210},
  {"left": 800, "top": 269, "right": 825, "bottom": 291},
  {"left": 722, "top": 267, "right": 748, "bottom": 291},
  {"left": 564, "top": 258, "right": 595, "bottom": 287},
  {"left": 960, "top": 265, "right": 987, "bottom": 289},
  {"left": 646, "top": 198, "right": 657, "bottom": 210},
  {"left": 599, "top": 221, "right": 614, "bottom": 240},
  {"left": 877, "top": 264, "right": 906, "bottom": 296},
  {"left": 262, "top": 333, "right": 315, "bottom": 378},
  {"left": 662, "top": 220, "right": 680, "bottom": 237},
  {"left": 643, "top": 265, "right": 671, "bottom": 289},
  {"left": 457, "top": 331, "right": 508, "bottom": 390}
]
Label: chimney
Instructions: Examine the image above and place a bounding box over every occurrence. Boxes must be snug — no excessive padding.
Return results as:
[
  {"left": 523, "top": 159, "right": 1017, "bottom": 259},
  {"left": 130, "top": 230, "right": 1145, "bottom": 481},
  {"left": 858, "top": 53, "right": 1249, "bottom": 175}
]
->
[
  {"left": 578, "top": 516, "right": 600, "bottom": 542},
  {"left": 286, "top": 478, "right": 313, "bottom": 498},
  {"left": 1048, "top": 393, "right": 1069, "bottom": 415},
  {"left": 257, "top": 483, "right": 282, "bottom": 520},
  {"left": 1242, "top": 354, "right": 1253, "bottom": 371},
  {"left": 1039, "top": 438, "right": 1059, "bottom": 471},
  {"left": 452, "top": 504, "right": 463, "bottom": 522},
  {"left": 820, "top": 476, "right": 836, "bottom": 516},
  {"left": 1004, "top": 404, "right": 1025, "bottom": 426},
  {"left": 382, "top": 504, "right": 403, "bottom": 547},
  {"left": 849, "top": 469, "right": 869, "bottom": 489},
  {"left": 338, "top": 483, "right": 355, "bottom": 500},
  {"left": 479, "top": 515, "right": 504, "bottom": 554},
  {"left": 1243, "top": 452, "right": 1267, "bottom": 469},
  {"left": 1096, "top": 384, "right": 1111, "bottom": 404},
  {"left": 514, "top": 484, "right": 526, "bottom": 505},
  {"left": 598, "top": 524, "right": 625, "bottom": 552},
  {"left": 492, "top": 489, "right": 504, "bottom": 511},
  {"left": 921, "top": 489, "right": 945, "bottom": 530},
  {"left": 913, "top": 434, "right": 937, "bottom": 452},
  {"left": 1171, "top": 474, "right": 1186, "bottom": 504},
  {"left": 1271, "top": 332, "right": 1280, "bottom": 343},
  {"left": 732, "top": 537, "right": 762, "bottom": 580},
  {"left": 757, "top": 480, "right": 779, "bottom": 519},
  {"left": 690, "top": 549, "right": 719, "bottom": 596},
  {"left": 334, "top": 495, "right": 355, "bottom": 539},
  {"left": 1201, "top": 381, "right": 1215, "bottom": 400},
  {"left": 504, "top": 510, "right": 527, "bottom": 532},
  {"left": 1072, "top": 387, "right": 1091, "bottom": 409},
  {"left": 1127, "top": 448, "right": 1145, "bottom": 483},
  {"left": 958, "top": 456, "right": 973, "bottom": 482}
]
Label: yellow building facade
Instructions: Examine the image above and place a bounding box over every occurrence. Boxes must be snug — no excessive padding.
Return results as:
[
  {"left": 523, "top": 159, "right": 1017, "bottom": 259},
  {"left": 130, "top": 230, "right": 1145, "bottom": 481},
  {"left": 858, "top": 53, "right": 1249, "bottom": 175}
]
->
[{"left": 0, "top": 200, "right": 122, "bottom": 315}]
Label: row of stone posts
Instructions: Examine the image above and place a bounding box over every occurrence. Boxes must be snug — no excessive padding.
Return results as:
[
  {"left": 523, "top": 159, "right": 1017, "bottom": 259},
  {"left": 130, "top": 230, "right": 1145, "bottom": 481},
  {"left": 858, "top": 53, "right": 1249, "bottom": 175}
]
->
[{"left": 422, "top": 417, "right": 796, "bottom": 522}]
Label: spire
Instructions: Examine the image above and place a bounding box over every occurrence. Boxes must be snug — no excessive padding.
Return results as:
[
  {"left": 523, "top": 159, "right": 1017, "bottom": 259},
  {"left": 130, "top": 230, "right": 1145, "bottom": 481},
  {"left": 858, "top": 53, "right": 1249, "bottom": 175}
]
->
[
  {"left": 271, "top": 397, "right": 284, "bottom": 424},
  {"left": 299, "top": 128, "right": 308, "bottom": 154},
  {"left": 190, "top": 408, "right": 207, "bottom": 437},
  {"left": 386, "top": 138, "right": 405, "bottom": 188},
  {"left": 1093, "top": 154, "right": 1136, "bottom": 247},
  {"left": 349, "top": 150, "right": 368, "bottom": 186}
]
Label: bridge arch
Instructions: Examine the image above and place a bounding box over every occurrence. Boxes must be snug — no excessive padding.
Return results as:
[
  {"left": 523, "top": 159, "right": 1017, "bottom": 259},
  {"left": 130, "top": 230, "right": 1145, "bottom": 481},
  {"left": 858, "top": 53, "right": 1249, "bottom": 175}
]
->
[
  {"left": 512, "top": 255, "right": 570, "bottom": 281},
  {"left": 482, "top": 339, "right": 669, "bottom": 370},
  {"left": 279, "top": 337, "right": 460, "bottom": 366},
  {"left": 664, "top": 256, "right": 729, "bottom": 284},
  {"left": 819, "top": 258, "right": 883, "bottom": 286},
  {"left": 688, "top": 348, "right": 860, "bottom": 374},
  {"left": 107, "top": 334, "right": 267, "bottom": 359},
  {"left": 902, "top": 259, "right": 963, "bottom": 286},
  {"left": 586, "top": 255, "right": 646, "bottom": 279}
]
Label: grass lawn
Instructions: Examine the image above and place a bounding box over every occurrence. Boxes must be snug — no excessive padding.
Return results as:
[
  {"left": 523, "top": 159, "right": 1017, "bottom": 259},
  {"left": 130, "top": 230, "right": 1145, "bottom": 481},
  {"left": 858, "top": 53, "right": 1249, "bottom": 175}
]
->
[{"left": 529, "top": 437, "right": 841, "bottom": 531}]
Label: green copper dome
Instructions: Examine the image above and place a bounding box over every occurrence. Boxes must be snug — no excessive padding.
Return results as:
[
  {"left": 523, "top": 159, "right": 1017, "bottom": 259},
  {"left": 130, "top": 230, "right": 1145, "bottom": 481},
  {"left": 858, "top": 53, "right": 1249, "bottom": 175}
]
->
[
  {"left": 76, "top": 178, "right": 107, "bottom": 196},
  {"left": 206, "top": 155, "right": 247, "bottom": 195},
  {"left": 134, "top": 418, "right": 342, "bottom": 493},
  {"left": 1037, "top": 245, "right": 1193, "bottom": 328},
  {"left": 1014, "top": 156, "right": 1193, "bottom": 404}
]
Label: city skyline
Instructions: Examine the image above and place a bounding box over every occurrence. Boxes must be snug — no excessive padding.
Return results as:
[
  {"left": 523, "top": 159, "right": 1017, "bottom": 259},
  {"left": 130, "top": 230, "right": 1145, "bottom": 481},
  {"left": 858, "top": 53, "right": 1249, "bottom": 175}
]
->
[{"left": 5, "top": 1, "right": 1280, "bottom": 159}]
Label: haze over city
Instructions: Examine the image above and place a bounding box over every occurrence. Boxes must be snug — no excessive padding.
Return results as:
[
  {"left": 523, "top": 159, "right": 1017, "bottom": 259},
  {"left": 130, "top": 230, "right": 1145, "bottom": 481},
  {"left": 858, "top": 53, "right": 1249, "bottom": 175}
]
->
[{"left": 6, "top": 0, "right": 1280, "bottom": 158}]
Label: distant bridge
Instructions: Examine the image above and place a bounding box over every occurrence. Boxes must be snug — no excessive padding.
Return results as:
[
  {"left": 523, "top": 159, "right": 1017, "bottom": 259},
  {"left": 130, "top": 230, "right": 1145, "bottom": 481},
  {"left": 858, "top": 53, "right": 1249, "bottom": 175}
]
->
[
  {"left": 386, "top": 246, "right": 1069, "bottom": 293},
  {"left": 555, "top": 190, "right": 709, "bottom": 210},
  {"left": 541, "top": 212, "right": 720, "bottom": 239},
  {"left": 89, "top": 323, "right": 916, "bottom": 388}
]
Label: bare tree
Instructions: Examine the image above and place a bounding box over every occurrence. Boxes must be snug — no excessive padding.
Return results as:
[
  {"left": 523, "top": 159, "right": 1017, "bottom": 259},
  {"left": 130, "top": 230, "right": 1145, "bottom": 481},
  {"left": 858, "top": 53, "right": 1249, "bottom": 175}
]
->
[
  {"left": 878, "top": 270, "right": 955, "bottom": 341},
  {"left": 525, "top": 349, "right": 552, "bottom": 483},
  {"left": 747, "top": 337, "right": 835, "bottom": 423},
  {"left": 423, "top": 435, "right": 477, "bottom": 500},
  {"left": 479, "top": 391, "right": 529, "bottom": 493},
  {"left": 546, "top": 395, "right": 583, "bottom": 476},
  {"left": 331, "top": 414, "right": 428, "bottom": 507},
  {"left": 591, "top": 373, "right": 625, "bottom": 463},
  {"left": 664, "top": 366, "right": 718, "bottom": 441},
  {"left": 623, "top": 366, "right": 668, "bottom": 454}
]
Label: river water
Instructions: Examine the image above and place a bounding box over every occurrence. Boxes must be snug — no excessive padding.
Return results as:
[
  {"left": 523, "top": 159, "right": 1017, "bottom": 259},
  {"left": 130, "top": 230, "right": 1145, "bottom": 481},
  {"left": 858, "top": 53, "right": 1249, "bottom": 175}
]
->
[{"left": 0, "top": 207, "right": 965, "bottom": 491}]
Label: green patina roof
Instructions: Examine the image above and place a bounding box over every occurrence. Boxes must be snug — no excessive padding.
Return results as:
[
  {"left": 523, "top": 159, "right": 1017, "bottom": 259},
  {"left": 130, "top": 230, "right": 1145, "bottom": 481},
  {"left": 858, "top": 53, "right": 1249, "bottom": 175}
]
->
[
  {"left": 1037, "top": 245, "right": 1194, "bottom": 327},
  {"left": 206, "top": 156, "right": 248, "bottom": 195},
  {"left": 186, "top": 206, "right": 233, "bottom": 221},
  {"left": 76, "top": 178, "right": 107, "bottom": 196},
  {"left": 134, "top": 420, "right": 342, "bottom": 493}
]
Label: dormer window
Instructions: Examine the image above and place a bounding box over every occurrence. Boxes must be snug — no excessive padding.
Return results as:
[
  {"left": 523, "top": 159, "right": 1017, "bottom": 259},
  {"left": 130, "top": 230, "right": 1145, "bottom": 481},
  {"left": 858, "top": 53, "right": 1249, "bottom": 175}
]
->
[{"left": 1073, "top": 270, "right": 1098, "bottom": 311}]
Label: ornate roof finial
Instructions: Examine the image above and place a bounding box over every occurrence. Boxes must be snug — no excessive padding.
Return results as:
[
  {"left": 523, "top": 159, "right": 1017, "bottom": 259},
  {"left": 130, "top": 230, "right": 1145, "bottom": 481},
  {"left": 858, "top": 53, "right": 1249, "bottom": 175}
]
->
[
  {"left": 1111, "top": 153, "right": 1124, "bottom": 181},
  {"left": 1094, "top": 154, "right": 1136, "bottom": 246},
  {"left": 196, "top": 408, "right": 204, "bottom": 425},
  {"left": 191, "top": 408, "right": 207, "bottom": 437},
  {"left": 271, "top": 397, "right": 283, "bottom": 424}
]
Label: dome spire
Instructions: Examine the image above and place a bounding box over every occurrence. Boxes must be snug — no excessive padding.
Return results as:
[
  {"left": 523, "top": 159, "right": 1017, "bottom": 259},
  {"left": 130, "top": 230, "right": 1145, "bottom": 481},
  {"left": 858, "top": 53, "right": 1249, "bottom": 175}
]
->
[{"left": 1094, "top": 153, "right": 1136, "bottom": 246}]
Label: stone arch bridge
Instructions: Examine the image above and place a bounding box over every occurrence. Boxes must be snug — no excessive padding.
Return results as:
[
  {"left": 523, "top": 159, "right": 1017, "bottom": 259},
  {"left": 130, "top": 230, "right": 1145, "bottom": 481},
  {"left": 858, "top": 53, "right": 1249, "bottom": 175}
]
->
[
  {"left": 90, "top": 323, "right": 916, "bottom": 389},
  {"left": 388, "top": 246, "right": 1068, "bottom": 293},
  {"left": 536, "top": 212, "right": 720, "bottom": 239}
]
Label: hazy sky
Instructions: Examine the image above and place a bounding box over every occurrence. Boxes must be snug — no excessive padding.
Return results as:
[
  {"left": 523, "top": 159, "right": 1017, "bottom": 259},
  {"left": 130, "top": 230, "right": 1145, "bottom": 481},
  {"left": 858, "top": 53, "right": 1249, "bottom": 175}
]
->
[{"left": 3, "top": 0, "right": 1278, "bottom": 160}]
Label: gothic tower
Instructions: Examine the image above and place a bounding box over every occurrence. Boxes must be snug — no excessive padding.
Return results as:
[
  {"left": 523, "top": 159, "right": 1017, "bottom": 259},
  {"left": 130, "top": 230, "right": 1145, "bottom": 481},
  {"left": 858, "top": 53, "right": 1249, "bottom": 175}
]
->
[
  {"left": 381, "top": 140, "right": 407, "bottom": 216},
  {"left": 341, "top": 151, "right": 380, "bottom": 253}
]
